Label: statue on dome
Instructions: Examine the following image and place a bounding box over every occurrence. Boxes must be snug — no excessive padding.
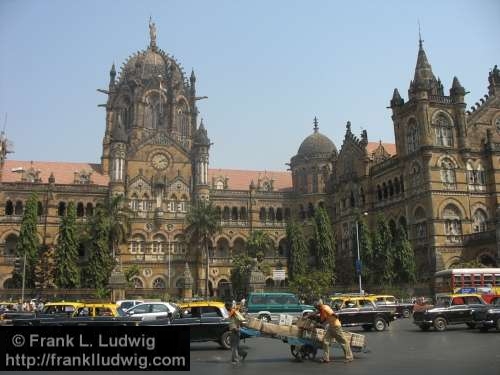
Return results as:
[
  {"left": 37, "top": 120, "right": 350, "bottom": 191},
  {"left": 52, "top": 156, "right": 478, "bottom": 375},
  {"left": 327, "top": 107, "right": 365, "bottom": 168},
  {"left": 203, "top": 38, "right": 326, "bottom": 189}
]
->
[{"left": 149, "top": 17, "right": 157, "bottom": 47}]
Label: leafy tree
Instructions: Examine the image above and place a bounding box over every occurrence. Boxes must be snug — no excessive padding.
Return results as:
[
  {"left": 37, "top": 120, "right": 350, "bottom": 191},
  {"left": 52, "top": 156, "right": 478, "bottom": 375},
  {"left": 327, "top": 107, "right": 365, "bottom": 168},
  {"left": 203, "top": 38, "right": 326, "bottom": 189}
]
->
[
  {"left": 13, "top": 193, "right": 40, "bottom": 288},
  {"left": 286, "top": 220, "right": 308, "bottom": 281},
  {"left": 54, "top": 201, "right": 80, "bottom": 288},
  {"left": 102, "top": 194, "right": 131, "bottom": 264},
  {"left": 372, "top": 213, "right": 395, "bottom": 285},
  {"left": 357, "top": 216, "right": 374, "bottom": 285},
  {"left": 313, "top": 206, "right": 336, "bottom": 283},
  {"left": 393, "top": 226, "right": 416, "bottom": 284},
  {"left": 230, "top": 254, "right": 254, "bottom": 298},
  {"left": 450, "top": 259, "right": 488, "bottom": 268},
  {"left": 247, "top": 230, "right": 274, "bottom": 262},
  {"left": 34, "top": 245, "right": 56, "bottom": 288},
  {"left": 185, "top": 200, "right": 221, "bottom": 297},
  {"left": 82, "top": 208, "right": 114, "bottom": 289},
  {"left": 124, "top": 265, "right": 140, "bottom": 287},
  {"left": 289, "top": 271, "right": 332, "bottom": 304}
]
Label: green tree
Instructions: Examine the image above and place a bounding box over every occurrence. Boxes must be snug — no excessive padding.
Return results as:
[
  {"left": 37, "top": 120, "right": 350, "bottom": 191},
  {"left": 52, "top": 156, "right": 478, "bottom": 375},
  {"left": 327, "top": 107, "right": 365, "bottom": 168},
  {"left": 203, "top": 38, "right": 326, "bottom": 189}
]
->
[
  {"left": 289, "top": 271, "right": 332, "bottom": 304},
  {"left": 13, "top": 193, "right": 40, "bottom": 288},
  {"left": 102, "top": 194, "right": 131, "bottom": 264},
  {"left": 313, "top": 206, "right": 336, "bottom": 282},
  {"left": 286, "top": 220, "right": 308, "bottom": 281},
  {"left": 230, "top": 254, "right": 254, "bottom": 298},
  {"left": 124, "top": 264, "right": 140, "bottom": 287},
  {"left": 394, "top": 226, "right": 417, "bottom": 284},
  {"left": 54, "top": 202, "right": 80, "bottom": 288},
  {"left": 372, "top": 213, "right": 395, "bottom": 285},
  {"left": 357, "top": 216, "right": 374, "bottom": 285},
  {"left": 450, "top": 259, "right": 488, "bottom": 268},
  {"left": 82, "top": 208, "right": 114, "bottom": 289},
  {"left": 185, "top": 200, "right": 221, "bottom": 297},
  {"left": 247, "top": 230, "right": 274, "bottom": 261}
]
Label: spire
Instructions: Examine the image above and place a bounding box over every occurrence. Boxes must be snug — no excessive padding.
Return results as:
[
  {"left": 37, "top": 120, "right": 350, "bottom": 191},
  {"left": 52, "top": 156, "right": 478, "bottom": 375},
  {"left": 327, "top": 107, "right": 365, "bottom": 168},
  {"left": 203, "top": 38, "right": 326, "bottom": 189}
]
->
[
  {"left": 313, "top": 116, "right": 319, "bottom": 133},
  {"left": 109, "top": 63, "right": 116, "bottom": 87},
  {"left": 390, "top": 88, "right": 404, "bottom": 107},
  {"left": 450, "top": 76, "right": 466, "bottom": 96},
  {"left": 346, "top": 120, "right": 351, "bottom": 132},
  {"left": 190, "top": 69, "right": 196, "bottom": 96},
  {"left": 413, "top": 37, "right": 436, "bottom": 87}
]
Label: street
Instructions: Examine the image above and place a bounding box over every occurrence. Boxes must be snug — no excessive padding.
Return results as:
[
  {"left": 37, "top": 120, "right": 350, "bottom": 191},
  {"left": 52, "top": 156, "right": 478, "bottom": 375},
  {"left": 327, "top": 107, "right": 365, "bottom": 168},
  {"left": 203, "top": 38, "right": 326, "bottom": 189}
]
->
[{"left": 2, "top": 318, "right": 499, "bottom": 375}]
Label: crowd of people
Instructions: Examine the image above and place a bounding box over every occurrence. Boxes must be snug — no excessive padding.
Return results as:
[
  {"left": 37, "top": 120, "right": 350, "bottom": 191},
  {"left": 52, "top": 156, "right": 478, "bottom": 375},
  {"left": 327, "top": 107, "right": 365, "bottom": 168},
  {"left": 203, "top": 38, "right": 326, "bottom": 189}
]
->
[{"left": 0, "top": 299, "right": 44, "bottom": 312}]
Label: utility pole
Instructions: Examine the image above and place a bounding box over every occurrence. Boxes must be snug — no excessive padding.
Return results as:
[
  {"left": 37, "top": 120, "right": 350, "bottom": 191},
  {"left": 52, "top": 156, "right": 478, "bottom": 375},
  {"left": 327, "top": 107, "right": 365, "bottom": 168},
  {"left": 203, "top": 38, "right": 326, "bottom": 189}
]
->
[{"left": 21, "top": 252, "right": 26, "bottom": 307}]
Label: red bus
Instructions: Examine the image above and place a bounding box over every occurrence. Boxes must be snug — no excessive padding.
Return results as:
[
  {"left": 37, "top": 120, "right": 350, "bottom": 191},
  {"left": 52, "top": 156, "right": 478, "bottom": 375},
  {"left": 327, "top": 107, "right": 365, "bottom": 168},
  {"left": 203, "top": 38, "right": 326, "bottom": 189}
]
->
[{"left": 434, "top": 268, "right": 500, "bottom": 297}]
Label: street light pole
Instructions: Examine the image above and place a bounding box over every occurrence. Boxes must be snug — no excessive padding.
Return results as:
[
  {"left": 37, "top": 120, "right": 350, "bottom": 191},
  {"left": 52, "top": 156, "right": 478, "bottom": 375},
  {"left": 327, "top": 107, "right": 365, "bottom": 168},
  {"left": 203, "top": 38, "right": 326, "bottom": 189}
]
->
[
  {"left": 21, "top": 251, "right": 26, "bottom": 307},
  {"left": 355, "top": 220, "right": 363, "bottom": 295},
  {"left": 167, "top": 235, "right": 171, "bottom": 289}
]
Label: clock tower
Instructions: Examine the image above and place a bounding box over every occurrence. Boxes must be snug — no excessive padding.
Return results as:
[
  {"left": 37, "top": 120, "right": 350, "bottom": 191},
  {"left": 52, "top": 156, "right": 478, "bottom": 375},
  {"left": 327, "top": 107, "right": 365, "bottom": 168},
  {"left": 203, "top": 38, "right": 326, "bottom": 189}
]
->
[{"left": 99, "top": 19, "right": 209, "bottom": 290}]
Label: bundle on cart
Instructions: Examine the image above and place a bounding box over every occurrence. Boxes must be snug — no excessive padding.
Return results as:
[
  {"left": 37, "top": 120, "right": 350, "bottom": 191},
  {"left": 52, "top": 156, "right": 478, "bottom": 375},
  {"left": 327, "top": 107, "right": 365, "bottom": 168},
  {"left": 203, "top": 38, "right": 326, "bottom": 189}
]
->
[{"left": 342, "top": 331, "right": 366, "bottom": 349}]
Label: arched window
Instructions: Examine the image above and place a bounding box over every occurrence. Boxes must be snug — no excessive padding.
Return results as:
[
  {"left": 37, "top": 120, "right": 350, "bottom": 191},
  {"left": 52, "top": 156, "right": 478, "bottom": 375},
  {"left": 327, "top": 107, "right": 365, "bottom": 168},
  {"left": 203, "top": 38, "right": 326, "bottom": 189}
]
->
[
  {"left": 388, "top": 181, "right": 394, "bottom": 197},
  {"left": 131, "top": 277, "right": 143, "bottom": 288},
  {"left": 216, "top": 206, "right": 222, "bottom": 220},
  {"left": 377, "top": 185, "right": 382, "bottom": 201},
  {"left": 4, "top": 234, "right": 18, "bottom": 256},
  {"left": 144, "top": 92, "right": 164, "bottom": 129},
  {"left": 5, "top": 200, "right": 13, "bottom": 216},
  {"left": 259, "top": 207, "right": 266, "bottom": 222},
  {"left": 312, "top": 172, "right": 318, "bottom": 193},
  {"left": 130, "top": 234, "right": 146, "bottom": 253},
  {"left": 152, "top": 278, "right": 166, "bottom": 289},
  {"left": 216, "top": 180, "right": 224, "bottom": 190},
  {"left": 394, "top": 178, "right": 400, "bottom": 194},
  {"left": 14, "top": 201, "right": 23, "bottom": 215},
  {"left": 440, "top": 158, "right": 456, "bottom": 189},
  {"left": 240, "top": 207, "right": 247, "bottom": 221},
  {"left": 407, "top": 118, "right": 419, "bottom": 153},
  {"left": 231, "top": 207, "right": 238, "bottom": 221},
  {"left": 177, "top": 101, "right": 189, "bottom": 141},
  {"left": 383, "top": 183, "right": 388, "bottom": 199},
  {"left": 268, "top": 207, "right": 275, "bottom": 222},
  {"left": 152, "top": 234, "right": 166, "bottom": 253},
  {"left": 435, "top": 113, "right": 453, "bottom": 147},
  {"left": 76, "top": 202, "right": 84, "bottom": 217},
  {"left": 284, "top": 207, "right": 291, "bottom": 220},
  {"left": 443, "top": 204, "right": 462, "bottom": 243},
  {"left": 130, "top": 193, "right": 139, "bottom": 211},
  {"left": 223, "top": 206, "right": 230, "bottom": 221},
  {"left": 472, "top": 209, "right": 487, "bottom": 233},
  {"left": 58, "top": 202, "right": 66, "bottom": 216},
  {"left": 276, "top": 208, "right": 283, "bottom": 222},
  {"left": 414, "top": 207, "right": 427, "bottom": 240},
  {"left": 85, "top": 203, "right": 93, "bottom": 216}
]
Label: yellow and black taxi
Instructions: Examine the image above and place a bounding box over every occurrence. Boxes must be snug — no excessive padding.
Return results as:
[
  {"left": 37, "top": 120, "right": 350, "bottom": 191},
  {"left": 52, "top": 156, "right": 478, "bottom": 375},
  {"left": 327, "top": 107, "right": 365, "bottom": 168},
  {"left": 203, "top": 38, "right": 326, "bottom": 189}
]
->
[
  {"left": 368, "top": 294, "right": 414, "bottom": 318},
  {"left": 73, "top": 303, "right": 123, "bottom": 317},
  {"left": 413, "top": 293, "right": 488, "bottom": 331}
]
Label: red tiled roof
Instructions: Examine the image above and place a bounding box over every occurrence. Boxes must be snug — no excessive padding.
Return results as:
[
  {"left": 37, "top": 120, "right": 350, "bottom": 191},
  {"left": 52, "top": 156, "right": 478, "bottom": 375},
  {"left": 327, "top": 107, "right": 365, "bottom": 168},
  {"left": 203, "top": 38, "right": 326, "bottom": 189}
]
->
[
  {"left": 208, "top": 168, "right": 292, "bottom": 191},
  {"left": 2, "top": 160, "right": 109, "bottom": 186},
  {"left": 366, "top": 141, "right": 396, "bottom": 156}
]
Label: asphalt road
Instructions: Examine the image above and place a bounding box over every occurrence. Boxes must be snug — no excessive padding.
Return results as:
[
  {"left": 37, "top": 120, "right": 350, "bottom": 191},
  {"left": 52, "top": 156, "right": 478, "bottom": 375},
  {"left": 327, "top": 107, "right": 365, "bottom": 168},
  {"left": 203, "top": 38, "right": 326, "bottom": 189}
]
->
[{"left": 3, "top": 318, "right": 499, "bottom": 375}]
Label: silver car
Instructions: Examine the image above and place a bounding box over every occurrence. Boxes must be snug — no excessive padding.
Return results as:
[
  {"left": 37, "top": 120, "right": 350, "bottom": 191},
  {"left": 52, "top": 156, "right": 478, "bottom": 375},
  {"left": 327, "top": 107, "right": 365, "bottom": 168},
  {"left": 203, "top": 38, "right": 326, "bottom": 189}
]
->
[{"left": 126, "top": 302, "right": 177, "bottom": 321}]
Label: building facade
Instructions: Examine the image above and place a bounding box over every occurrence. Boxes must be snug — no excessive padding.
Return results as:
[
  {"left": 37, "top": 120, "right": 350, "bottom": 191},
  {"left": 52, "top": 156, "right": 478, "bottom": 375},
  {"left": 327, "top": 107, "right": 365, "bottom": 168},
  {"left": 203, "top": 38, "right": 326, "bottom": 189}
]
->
[{"left": 0, "top": 24, "right": 499, "bottom": 295}]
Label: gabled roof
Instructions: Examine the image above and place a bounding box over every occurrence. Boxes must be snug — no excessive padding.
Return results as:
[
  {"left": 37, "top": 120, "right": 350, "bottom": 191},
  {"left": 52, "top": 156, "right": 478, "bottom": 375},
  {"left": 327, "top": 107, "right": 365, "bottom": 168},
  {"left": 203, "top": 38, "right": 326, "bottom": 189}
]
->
[
  {"left": 366, "top": 142, "right": 396, "bottom": 156},
  {"left": 2, "top": 160, "right": 109, "bottom": 186},
  {"left": 208, "top": 168, "right": 292, "bottom": 191}
]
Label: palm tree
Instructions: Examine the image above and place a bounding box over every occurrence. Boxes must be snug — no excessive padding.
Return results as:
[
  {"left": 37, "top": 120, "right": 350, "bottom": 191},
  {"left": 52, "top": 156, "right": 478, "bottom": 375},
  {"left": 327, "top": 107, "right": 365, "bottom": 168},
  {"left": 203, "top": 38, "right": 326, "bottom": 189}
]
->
[
  {"left": 185, "top": 200, "right": 221, "bottom": 298},
  {"left": 247, "top": 230, "right": 274, "bottom": 262},
  {"left": 101, "top": 194, "right": 131, "bottom": 270}
]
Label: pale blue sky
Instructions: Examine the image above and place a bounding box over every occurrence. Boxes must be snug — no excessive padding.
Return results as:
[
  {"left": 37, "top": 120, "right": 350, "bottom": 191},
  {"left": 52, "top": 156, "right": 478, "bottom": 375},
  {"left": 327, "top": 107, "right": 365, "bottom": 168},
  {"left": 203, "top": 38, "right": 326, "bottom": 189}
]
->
[{"left": 1, "top": 0, "right": 499, "bottom": 171}]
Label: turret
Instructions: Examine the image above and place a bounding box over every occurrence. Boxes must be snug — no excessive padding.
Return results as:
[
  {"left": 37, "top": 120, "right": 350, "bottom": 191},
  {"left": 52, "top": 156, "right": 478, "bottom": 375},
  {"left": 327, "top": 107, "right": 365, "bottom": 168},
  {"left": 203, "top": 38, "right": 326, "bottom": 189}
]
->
[
  {"left": 192, "top": 119, "right": 211, "bottom": 201},
  {"left": 450, "top": 76, "right": 468, "bottom": 149},
  {"left": 488, "top": 65, "right": 500, "bottom": 96},
  {"left": 109, "top": 63, "right": 116, "bottom": 89}
]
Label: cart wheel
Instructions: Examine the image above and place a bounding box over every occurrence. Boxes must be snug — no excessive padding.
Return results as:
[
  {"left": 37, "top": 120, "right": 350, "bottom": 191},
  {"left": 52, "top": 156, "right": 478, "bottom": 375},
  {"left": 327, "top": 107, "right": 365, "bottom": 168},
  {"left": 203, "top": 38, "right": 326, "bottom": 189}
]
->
[
  {"left": 302, "top": 345, "right": 317, "bottom": 361},
  {"left": 290, "top": 345, "right": 303, "bottom": 361}
]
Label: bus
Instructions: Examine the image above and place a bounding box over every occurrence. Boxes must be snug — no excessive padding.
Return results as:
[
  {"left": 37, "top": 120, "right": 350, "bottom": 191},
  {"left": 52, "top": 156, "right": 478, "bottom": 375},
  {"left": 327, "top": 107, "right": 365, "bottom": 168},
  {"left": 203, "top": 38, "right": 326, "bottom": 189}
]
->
[{"left": 434, "top": 268, "right": 500, "bottom": 297}]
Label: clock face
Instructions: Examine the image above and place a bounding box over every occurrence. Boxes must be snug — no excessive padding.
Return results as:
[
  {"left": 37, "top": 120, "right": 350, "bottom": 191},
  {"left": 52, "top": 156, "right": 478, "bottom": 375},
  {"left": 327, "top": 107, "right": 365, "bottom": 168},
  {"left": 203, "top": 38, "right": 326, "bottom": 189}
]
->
[{"left": 151, "top": 153, "right": 169, "bottom": 170}]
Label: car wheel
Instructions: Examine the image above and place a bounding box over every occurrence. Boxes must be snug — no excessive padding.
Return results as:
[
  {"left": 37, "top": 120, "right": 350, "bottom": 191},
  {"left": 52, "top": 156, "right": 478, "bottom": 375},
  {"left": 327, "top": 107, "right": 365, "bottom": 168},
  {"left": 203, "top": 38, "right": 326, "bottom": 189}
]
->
[
  {"left": 419, "top": 324, "right": 430, "bottom": 331},
  {"left": 362, "top": 324, "right": 372, "bottom": 331},
  {"left": 373, "top": 317, "right": 387, "bottom": 331},
  {"left": 219, "top": 331, "right": 231, "bottom": 350},
  {"left": 433, "top": 317, "right": 447, "bottom": 332},
  {"left": 402, "top": 309, "right": 411, "bottom": 318},
  {"left": 466, "top": 322, "right": 476, "bottom": 329},
  {"left": 258, "top": 314, "right": 271, "bottom": 322}
]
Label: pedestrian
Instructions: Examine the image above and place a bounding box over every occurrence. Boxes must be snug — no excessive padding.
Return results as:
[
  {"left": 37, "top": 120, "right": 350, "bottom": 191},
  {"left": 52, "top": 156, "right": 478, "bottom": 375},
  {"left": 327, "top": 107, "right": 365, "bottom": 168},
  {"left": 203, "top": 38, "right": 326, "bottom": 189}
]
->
[
  {"left": 313, "top": 300, "right": 353, "bottom": 364},
  {"left": 225, "top": 302, "right": 247, "bottom": 364}
]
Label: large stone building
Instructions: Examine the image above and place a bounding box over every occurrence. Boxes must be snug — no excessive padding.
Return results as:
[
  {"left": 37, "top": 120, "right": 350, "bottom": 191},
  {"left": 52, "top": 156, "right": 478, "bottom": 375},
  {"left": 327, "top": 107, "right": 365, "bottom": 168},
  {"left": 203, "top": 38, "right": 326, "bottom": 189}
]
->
[{"left": 0, "top": 23, "right": 499, "bottom": 296}]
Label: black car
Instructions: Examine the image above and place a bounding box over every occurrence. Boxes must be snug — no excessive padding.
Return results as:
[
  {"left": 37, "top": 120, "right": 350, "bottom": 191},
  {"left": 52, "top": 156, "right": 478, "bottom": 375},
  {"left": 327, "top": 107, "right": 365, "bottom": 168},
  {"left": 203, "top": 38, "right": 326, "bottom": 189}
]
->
[
  {"left": 473, "top": 305, "right": 500, "bottom": 332},
  {"left": 413, "top": 304, "right": 488, "bottom": 331},
  {"left": 140, "top": 302, "right": 249, "bottom": 349},
  {"left": 333, "top": 301, "right": 395, "bottom": 331}
]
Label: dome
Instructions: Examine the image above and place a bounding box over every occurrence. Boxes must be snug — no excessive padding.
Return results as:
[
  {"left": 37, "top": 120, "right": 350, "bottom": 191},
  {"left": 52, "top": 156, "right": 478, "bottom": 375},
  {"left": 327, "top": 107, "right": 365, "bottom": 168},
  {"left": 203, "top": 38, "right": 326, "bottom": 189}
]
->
[
  {"left": 122, "top": 48, "right": 169, "bottom": 80},
  {"left": 297, "top": 131, "right": 336, "bottom": 156}
]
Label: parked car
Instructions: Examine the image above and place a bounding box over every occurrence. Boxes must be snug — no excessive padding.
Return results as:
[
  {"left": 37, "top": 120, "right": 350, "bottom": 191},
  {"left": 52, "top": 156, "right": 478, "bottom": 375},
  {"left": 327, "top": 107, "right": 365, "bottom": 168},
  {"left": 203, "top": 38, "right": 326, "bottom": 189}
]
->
[
  {"left": 126, "top": 302, "right": 177, "bottom": 321},
  {"left": 73, "top": 303, "right": 124, "bottom": 317},
  {"left": 245, "top": 292, "right": 315, "bottom": 322},
  {"left": 413, "top": 294, "right": 489, "bottom": 331}
]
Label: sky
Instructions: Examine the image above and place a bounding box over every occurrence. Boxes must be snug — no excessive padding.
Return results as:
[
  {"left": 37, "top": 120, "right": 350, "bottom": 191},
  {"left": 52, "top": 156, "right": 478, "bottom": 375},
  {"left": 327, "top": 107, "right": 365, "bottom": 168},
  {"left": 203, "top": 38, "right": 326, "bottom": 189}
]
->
[{"left": 1, "top": 0, "right": 499, "bottom": 172}]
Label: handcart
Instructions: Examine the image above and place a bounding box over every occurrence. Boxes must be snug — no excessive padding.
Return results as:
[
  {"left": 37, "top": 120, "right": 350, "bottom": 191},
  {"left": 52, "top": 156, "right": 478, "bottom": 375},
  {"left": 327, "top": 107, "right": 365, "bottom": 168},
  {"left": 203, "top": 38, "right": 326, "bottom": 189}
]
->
[{"left": 240, "top": 326, "right": 367, "bottom": 362}]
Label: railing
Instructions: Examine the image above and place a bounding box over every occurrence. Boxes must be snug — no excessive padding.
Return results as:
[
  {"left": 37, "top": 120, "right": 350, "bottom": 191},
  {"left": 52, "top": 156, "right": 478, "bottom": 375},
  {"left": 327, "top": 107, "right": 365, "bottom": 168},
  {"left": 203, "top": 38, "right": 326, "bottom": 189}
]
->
[{"left": 429, "top": 95, "right": 453, "bottom": 105}]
